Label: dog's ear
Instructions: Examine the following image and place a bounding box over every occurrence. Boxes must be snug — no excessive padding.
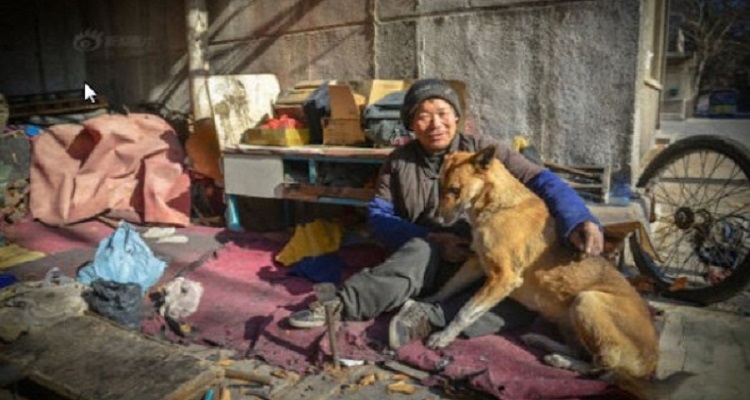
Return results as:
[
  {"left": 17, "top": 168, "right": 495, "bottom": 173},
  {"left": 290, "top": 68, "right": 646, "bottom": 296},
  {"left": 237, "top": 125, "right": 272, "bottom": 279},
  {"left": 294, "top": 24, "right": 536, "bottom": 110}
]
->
[{"left": 473, "top": 146, "right": 496, "bottom": 170}]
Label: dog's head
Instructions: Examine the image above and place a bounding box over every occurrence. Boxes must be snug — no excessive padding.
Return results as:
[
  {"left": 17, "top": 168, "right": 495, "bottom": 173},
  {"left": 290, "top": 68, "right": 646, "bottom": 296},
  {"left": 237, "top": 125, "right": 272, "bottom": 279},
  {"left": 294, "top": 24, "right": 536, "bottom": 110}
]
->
[{"left": 438, "top": 146, "right": 499, "bottom": 223}]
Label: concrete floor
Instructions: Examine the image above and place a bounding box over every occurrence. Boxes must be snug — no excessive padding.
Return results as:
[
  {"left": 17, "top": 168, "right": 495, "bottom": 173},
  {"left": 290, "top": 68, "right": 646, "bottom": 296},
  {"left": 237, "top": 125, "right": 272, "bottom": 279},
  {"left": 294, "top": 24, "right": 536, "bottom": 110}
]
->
[
  {"left": 636, "top": 119, "right": 750, "bottom": 399},
  {"left": 652, "top": 297, "right": 750, "bottom": 400}
]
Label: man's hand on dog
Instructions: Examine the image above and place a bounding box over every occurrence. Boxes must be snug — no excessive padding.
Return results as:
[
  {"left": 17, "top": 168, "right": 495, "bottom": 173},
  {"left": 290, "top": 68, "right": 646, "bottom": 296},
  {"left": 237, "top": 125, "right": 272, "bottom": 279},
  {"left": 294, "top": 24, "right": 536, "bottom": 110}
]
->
[
  {"left": 427, "top": 232, "right": 472, "bottom": 263},
  {"left": 568, "top": 221, "right": 603, "bottom": 256}
]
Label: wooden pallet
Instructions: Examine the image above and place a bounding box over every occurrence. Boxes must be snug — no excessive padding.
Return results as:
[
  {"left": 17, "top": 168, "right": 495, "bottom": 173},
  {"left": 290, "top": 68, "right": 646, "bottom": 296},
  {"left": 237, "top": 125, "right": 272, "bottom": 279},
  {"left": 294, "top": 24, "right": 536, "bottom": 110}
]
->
[
  {"left": 6, "top": 90, "right": 108, "bottom": 118},
  {"left": 0, "top": 314, "right": 221, "bottom": 400}
]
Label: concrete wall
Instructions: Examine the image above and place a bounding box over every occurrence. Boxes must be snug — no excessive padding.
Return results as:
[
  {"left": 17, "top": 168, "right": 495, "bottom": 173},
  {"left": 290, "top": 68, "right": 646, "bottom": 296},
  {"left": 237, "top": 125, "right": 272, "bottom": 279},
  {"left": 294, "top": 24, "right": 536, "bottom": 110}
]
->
[
  {"left": 376, "top": 0, "right": 643, "bottom": 173},
  {"left": 78, "top": 0, "right": 187, "bottom": 111},
  {"left": 0, "top": 0, "right": 85, "bottom": 96},
  {"left": 0, "top": 0, "right": 657, "bottom": 178},
  {"left": 632, "top": 0, "right": 666, "bottom": 177}
]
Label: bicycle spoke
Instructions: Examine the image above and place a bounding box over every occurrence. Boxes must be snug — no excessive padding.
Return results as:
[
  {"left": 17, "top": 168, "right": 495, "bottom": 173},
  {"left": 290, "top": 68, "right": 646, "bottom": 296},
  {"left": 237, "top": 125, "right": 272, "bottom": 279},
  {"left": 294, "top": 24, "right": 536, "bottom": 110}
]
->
[
  {"left": 636, "top": 140, "right": 750, "bottom": 299},
  {"left": 663, "top": 232, "right": 689, "bottom": 272},
  {"left": 653, "top": 222, "right": 676, "bottom": 234},
  {"left": 653, "top": 181, "right": 681, "bottom": 208},
  {"left": 705, "top": 171, "right": 750, "bottom": 207},
  {"left": 654, "top": 224, "right": 679, "bottom": 250},
  {"left": 678, "top": 154, "right": 694, "bottom": 201},
  {"left": 698, "top": 164, "right": 743, "bottom": 209},
  {"left": 695, "top": 153, "right": 732, "bottom": 208},
  {"left": 666, "top": 160, "right": 689, "bottom": 203},
  {"left": 682, "top": 250, "right": 701, "bottom": 279},
  {"left": 695, "top": 150, "right": 711, "bottom": 206}
]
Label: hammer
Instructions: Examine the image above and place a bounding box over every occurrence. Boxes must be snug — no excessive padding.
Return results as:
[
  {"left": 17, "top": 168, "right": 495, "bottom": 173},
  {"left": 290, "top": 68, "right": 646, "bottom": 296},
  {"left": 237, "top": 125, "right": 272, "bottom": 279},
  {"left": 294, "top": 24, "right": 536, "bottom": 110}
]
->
[{"left": 314, "top": 282, "right": 340, "bottom": 370}]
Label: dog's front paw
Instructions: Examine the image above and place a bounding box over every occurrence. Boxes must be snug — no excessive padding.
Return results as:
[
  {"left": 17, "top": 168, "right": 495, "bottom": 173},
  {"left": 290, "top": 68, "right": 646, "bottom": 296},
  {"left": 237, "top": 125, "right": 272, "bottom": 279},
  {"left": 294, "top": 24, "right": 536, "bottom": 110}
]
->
[{"left": 426, "top": 330, "right": 457, "bottom": 349}]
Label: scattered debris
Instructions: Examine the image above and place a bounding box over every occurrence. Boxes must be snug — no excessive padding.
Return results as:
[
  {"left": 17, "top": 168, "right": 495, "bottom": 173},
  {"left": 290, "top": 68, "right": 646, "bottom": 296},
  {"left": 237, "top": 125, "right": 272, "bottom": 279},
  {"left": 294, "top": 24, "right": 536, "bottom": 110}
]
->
[
  {"left": 668, "top": 276, "right": 689, "bottom": 291},
  {"left": 434, "top": 355, "right": 453, "bottom": 371},
  {"left": 157, "top": 234, "right": 190, "bottom": 244},
  {"left": 1, "top": 179, "right": 29, "bottom": 223},
  {"left": 83, "top": 279, "right": 143, "bottom": 329},
  {"left": 383, "top": 360, "right": 430, "bottom": 380},
  {"left": 142, "top": 226, "right": 177, "bottom": 238},
  {"left": 0, "top": 268, "right": 87, "bottom": 341},
  {"left": 387, "top": 380, "right": 416, "bottom": 395},
  {"left": 630, "top": 274, "right": 657, "bottom": 294},
  {"left": 142, "top": 226, "right": 190, "bottom": 244},
  {"left": 270, "top": 370, "right": 288, "bottom": 379},
  {"left": 391, "top": 373, "right": 410, "bottom": 381},
  {"left": 224, "top": 368, "right": 273, "bottom": 386},
  {"left": 159, "top": 277, "right": 204, "bottom": 320},
  {"left": 358, "top": 373, "right": 377, "bottom": 387},
  {"left": 340, "top": 358, "right": 366, "bottom": 367}
]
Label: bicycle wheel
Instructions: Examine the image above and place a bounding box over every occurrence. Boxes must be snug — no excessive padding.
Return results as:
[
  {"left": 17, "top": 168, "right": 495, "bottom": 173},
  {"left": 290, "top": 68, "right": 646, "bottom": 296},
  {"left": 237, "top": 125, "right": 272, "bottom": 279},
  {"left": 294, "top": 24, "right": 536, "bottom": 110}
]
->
[{"left": 630, "top": 135, "right": 750, "bottom": 305}]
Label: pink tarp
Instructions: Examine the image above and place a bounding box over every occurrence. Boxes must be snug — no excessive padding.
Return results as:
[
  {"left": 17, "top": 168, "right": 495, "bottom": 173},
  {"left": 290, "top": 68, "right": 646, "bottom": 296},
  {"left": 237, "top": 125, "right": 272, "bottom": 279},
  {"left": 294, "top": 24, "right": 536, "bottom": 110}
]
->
[{"left": 29, "top": 113, "right": 191, "bottom": 226}]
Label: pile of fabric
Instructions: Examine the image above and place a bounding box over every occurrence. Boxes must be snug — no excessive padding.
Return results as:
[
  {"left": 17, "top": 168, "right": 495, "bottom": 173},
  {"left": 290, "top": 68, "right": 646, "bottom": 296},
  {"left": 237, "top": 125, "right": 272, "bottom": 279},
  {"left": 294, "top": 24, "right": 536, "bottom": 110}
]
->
[{"left": 29, "top": 113, "right": 191, "bottom": 226}]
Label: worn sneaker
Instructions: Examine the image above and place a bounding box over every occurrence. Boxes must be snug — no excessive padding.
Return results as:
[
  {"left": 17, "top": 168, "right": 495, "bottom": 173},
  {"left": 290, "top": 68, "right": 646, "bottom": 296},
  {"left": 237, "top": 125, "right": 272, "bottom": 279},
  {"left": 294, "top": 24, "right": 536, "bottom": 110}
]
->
[
  {"left": 389, "top": 299, "right": 435, "bottom": 350},
  {"left": 288, "top": 298, "right": 343, "bottom": 329}
]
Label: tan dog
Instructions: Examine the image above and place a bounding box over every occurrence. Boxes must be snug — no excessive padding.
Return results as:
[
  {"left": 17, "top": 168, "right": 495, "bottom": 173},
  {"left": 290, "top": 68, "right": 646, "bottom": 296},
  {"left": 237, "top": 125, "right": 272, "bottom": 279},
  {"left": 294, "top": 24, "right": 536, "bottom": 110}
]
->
[{"left": 423, "top": 146, "right": 659, "bottom": 387}]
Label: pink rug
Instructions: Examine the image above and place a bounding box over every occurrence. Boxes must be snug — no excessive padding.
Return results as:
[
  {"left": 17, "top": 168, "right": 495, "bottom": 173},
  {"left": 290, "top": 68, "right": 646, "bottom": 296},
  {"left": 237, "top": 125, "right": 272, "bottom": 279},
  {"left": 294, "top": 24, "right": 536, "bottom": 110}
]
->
[
  {"left": 4, "top": 219, "right": 634, "bottom": 399},
  {"left": 141, "top": 234, "right": 390, "bottom": 372}
]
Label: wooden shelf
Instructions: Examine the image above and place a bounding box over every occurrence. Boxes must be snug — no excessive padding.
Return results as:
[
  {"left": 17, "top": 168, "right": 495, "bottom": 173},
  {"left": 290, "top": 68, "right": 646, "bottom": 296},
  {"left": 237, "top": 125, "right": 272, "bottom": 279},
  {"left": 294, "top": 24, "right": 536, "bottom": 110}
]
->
[{"left": 280, "top": 184, "right": 375, "bottom": 203}]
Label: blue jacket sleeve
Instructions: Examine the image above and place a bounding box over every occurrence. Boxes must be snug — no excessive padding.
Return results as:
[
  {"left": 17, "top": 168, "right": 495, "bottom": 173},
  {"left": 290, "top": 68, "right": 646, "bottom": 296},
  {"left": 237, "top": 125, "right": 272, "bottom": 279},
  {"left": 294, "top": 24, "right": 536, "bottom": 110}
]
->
[
  {"left": 527, "top": 169, "right": 601, "bottom": 244},
  {"left": 367, "top": 197, "right": 430, "bottom": 250}
]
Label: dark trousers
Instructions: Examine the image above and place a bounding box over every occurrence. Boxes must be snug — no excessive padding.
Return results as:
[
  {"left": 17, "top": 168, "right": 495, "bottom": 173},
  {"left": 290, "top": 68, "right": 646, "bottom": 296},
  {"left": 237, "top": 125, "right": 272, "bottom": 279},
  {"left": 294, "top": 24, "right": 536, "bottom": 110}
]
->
[{"left": 337, "top": 237, "right": 537, "bottom": 337}]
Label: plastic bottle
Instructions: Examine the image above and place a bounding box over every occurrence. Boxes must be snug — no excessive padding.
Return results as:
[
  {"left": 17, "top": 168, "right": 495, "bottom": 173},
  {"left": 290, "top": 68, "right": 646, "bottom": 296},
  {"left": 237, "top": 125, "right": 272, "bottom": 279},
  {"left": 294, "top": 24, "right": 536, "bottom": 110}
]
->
[{"left": 609, "top": 167, "right": 632, "bottom": 206}]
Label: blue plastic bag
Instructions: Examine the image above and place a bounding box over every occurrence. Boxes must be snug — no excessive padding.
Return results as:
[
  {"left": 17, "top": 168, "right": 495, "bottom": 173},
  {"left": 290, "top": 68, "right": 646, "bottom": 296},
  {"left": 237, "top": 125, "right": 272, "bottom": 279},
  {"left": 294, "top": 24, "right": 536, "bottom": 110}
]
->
[{"left": 78, "top": 222, "right": 166, "bottom": 293}]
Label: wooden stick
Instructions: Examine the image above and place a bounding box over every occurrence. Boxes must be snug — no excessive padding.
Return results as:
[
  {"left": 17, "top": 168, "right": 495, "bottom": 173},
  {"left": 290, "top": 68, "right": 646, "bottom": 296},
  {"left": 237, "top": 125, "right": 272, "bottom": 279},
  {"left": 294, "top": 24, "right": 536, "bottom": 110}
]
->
[
  {"left": 223, "top": 368, "right": 272, "bottom": 386},
  {"left": 544, "top": 161, "right": 601, "bottom": 180}
]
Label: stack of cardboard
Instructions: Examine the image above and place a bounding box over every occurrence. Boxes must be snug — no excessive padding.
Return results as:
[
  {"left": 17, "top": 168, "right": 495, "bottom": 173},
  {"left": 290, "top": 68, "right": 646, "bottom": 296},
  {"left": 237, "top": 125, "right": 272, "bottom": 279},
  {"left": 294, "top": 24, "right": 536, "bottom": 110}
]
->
[
  {"left": 323, "top": 80, "right": 409, "bottom": 146},
  {"left": 273, "top": 80, "right": 332, "bottom": 121}
]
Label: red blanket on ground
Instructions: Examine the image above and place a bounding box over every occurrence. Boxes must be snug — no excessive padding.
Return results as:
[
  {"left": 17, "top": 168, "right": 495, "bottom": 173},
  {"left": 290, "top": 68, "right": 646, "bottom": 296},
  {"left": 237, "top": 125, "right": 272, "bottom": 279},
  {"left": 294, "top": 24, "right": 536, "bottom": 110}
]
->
[
  {"left": 3, "top": 220, "right": 632, "bottom": 400},
  {"left": 29, "top": 113, "right": 190, "bottom": 226},
  {"left": 140, "top": 233, "right": 633, "bottom": 400}
]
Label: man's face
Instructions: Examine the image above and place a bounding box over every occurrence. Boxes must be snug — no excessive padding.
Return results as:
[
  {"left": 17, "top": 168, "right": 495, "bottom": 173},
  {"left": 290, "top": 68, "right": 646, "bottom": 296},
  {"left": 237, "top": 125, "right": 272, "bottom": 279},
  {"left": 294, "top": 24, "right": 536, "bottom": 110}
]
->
[{"left": 410, "top": 98, "right": 458, "bottom": 153}]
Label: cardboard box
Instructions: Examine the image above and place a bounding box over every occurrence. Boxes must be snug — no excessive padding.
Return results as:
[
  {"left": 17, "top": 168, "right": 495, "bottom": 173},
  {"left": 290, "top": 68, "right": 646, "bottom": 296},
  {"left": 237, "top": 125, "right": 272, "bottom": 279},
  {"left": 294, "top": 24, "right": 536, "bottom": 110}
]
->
[
  {"left": 366, "top": 80, "right": 409, "bottom": 104},
  {"left": 244, "top": 128, "right": 310, "bottom": 147},
  {"left": 273, "top": 80, "right": 334, "bottom": 120},
  {"left": 322, "top": 118, "right": 365, "bottom": 146},
  {"left": 323, "top": 80, "right": 408, "bottom": 146}
]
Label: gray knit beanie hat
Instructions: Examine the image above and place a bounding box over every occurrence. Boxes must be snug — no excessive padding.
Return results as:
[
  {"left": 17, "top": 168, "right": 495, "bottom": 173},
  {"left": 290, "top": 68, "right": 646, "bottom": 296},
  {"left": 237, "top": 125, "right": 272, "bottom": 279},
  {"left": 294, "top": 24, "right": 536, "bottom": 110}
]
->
[{"left": 400, "top": 79, "right": 462, "bottom": 128}]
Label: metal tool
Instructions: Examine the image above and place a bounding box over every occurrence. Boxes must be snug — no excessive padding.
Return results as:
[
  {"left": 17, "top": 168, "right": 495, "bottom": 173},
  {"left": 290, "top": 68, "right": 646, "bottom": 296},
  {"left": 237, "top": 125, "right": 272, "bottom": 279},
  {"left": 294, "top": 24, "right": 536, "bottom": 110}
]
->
[{"left": 314, "top": 283, "right": 340, "bottom": 370}]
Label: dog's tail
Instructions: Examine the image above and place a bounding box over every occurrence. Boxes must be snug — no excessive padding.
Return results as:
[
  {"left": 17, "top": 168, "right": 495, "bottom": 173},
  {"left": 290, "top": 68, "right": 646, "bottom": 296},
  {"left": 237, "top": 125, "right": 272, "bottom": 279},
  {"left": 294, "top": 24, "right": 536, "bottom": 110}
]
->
[{"left": 615, "top": 371, "right": 695, "bottom": 400}]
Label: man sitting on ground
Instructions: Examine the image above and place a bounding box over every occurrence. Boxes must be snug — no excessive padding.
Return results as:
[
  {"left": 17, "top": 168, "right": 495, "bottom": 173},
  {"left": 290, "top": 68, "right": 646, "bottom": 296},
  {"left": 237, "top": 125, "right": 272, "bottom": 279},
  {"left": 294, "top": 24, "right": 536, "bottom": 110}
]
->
[{"left": 288, "top": 78, "right": 603, "bottom": 349}]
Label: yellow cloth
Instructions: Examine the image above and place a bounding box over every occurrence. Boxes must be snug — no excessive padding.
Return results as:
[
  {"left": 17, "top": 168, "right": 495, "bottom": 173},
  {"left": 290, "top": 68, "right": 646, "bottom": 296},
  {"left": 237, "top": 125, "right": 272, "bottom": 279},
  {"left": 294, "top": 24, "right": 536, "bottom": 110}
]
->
[
  {"left": 0, "top": 244, "right": 45, "bottom": 269},
  {"left": 275, "top": 219, "right": 343, "bottom": 267},
  {"left": 513, "top": 135, "right": 530, "bottom": 152}
]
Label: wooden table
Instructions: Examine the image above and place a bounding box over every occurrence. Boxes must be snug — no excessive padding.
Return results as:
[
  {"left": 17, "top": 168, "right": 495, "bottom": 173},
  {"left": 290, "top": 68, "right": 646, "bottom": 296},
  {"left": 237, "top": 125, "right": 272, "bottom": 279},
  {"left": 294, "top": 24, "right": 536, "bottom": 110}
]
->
[
  {"left": 222, "top": 144, "right": 659, "bottom": 260},
  {"left": 222, "top": 144, "right": 393, "bottom": 229}
]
